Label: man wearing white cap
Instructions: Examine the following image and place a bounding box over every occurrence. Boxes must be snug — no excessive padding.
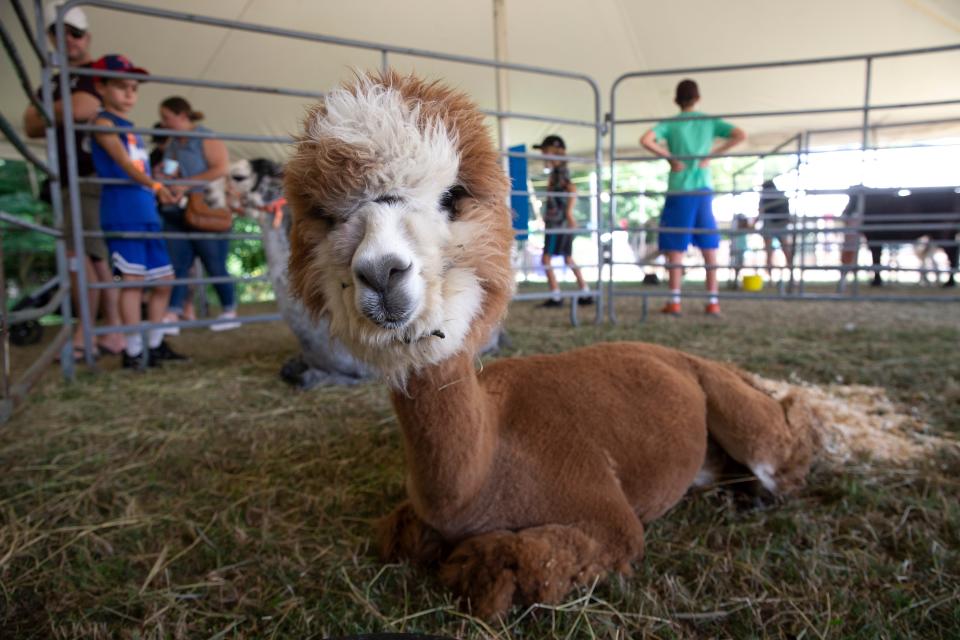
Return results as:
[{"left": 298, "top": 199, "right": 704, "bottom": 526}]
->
[{"left": 22, "top": 2, "right": 126, "bottom": 358}]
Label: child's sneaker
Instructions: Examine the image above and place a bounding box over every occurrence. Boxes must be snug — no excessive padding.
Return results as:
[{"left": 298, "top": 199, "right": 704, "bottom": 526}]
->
[
  {"left": 149, "top": 339, "right": 189, "bottom": 361},
  {"left": 122, "top": 350, "right": 161, "bottom": 370},
  {"left": 704, "top": 302, "right": 722, "bottom": 316},
  {"left": 660, "top": 301, "right": 682, "bottom": 316}
]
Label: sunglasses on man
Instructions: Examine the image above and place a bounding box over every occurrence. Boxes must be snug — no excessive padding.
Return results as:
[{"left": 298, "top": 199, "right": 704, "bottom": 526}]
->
[{"left": 48, "top": 25, "right": 87, "bottom": 39}]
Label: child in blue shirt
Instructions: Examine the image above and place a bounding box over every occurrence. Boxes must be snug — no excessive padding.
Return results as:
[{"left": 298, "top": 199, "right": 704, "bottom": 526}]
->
[{"left": 91, "top": 54, "right": 186, "bottom": 367}]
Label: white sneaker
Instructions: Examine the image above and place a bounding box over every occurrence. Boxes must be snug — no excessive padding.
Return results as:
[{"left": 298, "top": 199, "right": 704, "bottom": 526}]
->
[
  {"left": 210, "top": 310, "right": 241, "bottom": 332},
  {"left": 160, "top": 313, "right": 180, "bottom": 336}
]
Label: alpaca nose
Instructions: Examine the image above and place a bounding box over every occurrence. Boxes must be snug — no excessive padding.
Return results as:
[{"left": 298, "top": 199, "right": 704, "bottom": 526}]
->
[{"left": 353, "top": 254, "right": 412, "bottom": 295}]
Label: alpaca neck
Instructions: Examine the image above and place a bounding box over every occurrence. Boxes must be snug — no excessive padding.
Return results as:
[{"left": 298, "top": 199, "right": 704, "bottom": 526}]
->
[{"left": 390, "top": 349, "right": 495, "bottom": 530}]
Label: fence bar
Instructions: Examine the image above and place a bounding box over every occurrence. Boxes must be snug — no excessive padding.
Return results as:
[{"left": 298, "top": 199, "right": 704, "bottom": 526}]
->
[
  {"left": 65, "top": 0, "right": 598, "bottom": 85},
  {"left": 69, "top": 66, "right": 327, "bottom": 99},
  {"left": 481, "top": 108, "right": 599, "bottom": 129},
  {"left": 0, "top": 211, "right": 63, "bottom": 237},
  {"left": 806, "top": 116, "right": 960, "bottom": 137},
  {"left": 0, "top": 111, "right": 56, "bottom": 177},
  {"left": 55, "top": 13, "right": 95, "bottom": 367},
  {"left": 614, "top": 289, "right": 959, "bottom": 304},
  {"left": 611, "top": 98, "right": 960, "bottom": 127},
  {"left": 612, "top": 186, "right": 960, "bottom": 198},
  {"left": 7, "top": 287, "right": 66, "bottom": 324},
  {"left": 0, "top": 18, "right": 53, "bottom": 125},
  {"left": 37, "top": 0, "right": 76, "bottom": 380},
  {"left": 0, "top": 325, "right": 71, "bottom": 425},
  {"left": 614, "top": 43, "right": 960, "bottom": 81},
  {"left": 88, "top": 274, "right": 270, "bottom": 290},
  {"left": 11, "top": 0, "right": 45, "bottom": 63},
  {"left": 613, "top": 139, "right": 960, "bottom": 163},
  {"left": 88, "top": 230, "right": 263, "bottom": 240},
  {"left": 1, "top": 229, "right": 9, "bottom": 403},
  {"left": 590, "top": 59, "right": 604, "bottom": 325},
  {"left": 502, "top": 149, "right": 596, "bottom": 164},
  {"left": 732, "top": 133, "right": 801, "bottom": 190},
  {"left": 613, "top": 222, "right": 960, "bottom": 235},
  {"left": 90, "top": 313, "right": 283, "bottom": 336},
  {"left": 81, "top": 176, "right": 210, "bottom": 187},
  {"left": 75, "top": 123, "right": 292, "bottom": 144}
]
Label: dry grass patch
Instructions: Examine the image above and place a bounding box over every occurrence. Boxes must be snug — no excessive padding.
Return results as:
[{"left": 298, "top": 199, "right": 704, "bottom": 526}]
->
[{"left": 1, "top": 295, "right": 959, "bottom": 638}]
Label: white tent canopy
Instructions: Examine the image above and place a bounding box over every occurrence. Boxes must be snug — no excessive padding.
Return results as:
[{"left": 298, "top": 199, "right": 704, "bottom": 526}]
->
[{"left": 2, "top": 0, "right": 959, "bottom": 165}]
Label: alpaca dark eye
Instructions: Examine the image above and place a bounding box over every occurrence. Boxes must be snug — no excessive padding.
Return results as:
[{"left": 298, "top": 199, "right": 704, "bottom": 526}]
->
[
  {"left": 439, "top": 185, "right": 468, "bottom": 220},
  {"left": 374, "top": 194, "right": 403, "bottom": 206},
  {"left": 307, "top": 205, "right": 335, "bottom": 228}
]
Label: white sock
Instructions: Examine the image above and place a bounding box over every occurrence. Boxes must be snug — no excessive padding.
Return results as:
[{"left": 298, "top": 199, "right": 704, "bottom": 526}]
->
[
  {"left": 551, "top": 288, "right": 562, "bottom": 301},
  {"left": 708, "top": 291, "right": 719, "bottom": 305},
  {"left": 671, "top": 289, "right": 681, "bottom": 304},
  {"left": 125, "top": 333, "right": 143, "bottom": 357},
  {"left": 148, "top": 329, "right": 164, "bottom": 349},
  {"left": 580, "top": 284, "right": 590, "bottom": 292}
]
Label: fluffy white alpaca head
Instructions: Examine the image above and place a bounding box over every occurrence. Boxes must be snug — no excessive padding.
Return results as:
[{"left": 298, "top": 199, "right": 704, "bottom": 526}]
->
[{"left": 285, "top": 72, "right": 515, "bottom": 386}]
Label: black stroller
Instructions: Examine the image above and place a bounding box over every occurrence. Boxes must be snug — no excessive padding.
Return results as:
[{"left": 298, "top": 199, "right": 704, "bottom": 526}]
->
[{"left": 8, "top": 278, "right": 61, "bottom": 346}]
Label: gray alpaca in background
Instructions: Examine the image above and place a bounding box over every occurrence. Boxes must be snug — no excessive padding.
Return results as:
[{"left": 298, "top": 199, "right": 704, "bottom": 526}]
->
[{"left": 227, "top": 158, "right": 373, "bottom": 388}]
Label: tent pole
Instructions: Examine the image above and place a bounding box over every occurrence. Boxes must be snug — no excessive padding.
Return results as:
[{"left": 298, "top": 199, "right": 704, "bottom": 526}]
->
[{"left": 493, "top": 0, "right": 509, "bottom": 169}]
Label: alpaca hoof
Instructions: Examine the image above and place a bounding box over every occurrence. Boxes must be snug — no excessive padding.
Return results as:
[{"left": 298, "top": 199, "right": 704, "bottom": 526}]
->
[
  {"left": 438, "top": 526, "right": 603, "bottom": 619},
  {"left": 377, "top": 502, "right": 448, "bottom": 566},
  {"left": 279, "top": 356, "right": 308, "bottom": 386}
]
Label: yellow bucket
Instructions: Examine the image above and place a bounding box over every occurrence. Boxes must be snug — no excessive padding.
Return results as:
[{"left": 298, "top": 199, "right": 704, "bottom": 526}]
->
[{"left": 742, "top": 274, "right": 764, "bottom": 292}]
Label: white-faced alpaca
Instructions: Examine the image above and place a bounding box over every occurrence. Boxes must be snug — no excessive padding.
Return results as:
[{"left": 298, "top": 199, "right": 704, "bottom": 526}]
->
[{"left": 285, "top": 71, "right": 819, "bottom": 619}]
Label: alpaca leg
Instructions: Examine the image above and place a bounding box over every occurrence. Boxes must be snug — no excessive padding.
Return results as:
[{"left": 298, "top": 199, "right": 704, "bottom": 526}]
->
[
  {"left": 438, "top": 506, "right": 644, "bottom": 619},
  {"left": 693, "top": 360, "right": 818, "bottom": 495},
  {"left": 377, "top": 501, "right": 448, "bottom": 567}
]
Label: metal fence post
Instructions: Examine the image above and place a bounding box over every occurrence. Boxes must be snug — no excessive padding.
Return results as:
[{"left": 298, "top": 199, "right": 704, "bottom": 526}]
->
[{"left": 54, "top": 10, "right": 97, "bottom": 367}]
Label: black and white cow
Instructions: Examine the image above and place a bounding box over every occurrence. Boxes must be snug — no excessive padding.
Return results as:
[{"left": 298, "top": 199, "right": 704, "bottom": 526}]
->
[{"left": 841, "top": 188, "right": 959, "bottom": 287}]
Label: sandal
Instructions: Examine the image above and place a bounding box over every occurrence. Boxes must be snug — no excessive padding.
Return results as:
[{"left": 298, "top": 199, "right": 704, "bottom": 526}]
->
[
  {"left": 97, "top": 340, "right": 125, "bottom": 356},
  {"left": 57, "top": 345, "right": 101, "bottom": 363}
]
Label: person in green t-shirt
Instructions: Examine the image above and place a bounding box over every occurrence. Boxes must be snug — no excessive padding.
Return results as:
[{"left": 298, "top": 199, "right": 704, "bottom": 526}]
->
[{"left": 640, "top": 79, "right": 746, "bottom": 316}]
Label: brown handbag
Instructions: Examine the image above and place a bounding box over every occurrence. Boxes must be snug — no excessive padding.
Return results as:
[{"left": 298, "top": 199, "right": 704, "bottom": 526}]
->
[{"left": 184, "top": 192, "right": 233, "bottom": 232}]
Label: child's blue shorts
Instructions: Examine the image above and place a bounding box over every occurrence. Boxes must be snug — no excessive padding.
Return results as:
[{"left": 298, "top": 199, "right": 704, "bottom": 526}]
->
[
  {"left": 658, "top": 191, "right": 720, "bottom": 252},
  {"left": 105, "top": 221, "right": 174, "bottom": 279}
]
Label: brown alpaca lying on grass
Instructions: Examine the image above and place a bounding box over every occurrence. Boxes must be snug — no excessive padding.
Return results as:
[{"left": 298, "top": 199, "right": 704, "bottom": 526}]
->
[{"left": 284, "top": 71, "right": 819, "bottom": 619}]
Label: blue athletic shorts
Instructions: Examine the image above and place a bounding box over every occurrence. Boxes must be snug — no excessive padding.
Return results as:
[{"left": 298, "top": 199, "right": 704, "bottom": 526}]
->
[
  {"left": 658, "top": 191, "right": 720, "bottom": 252},
  {"left": 105, "top": 221, "right": 174, "bottom": 279}
]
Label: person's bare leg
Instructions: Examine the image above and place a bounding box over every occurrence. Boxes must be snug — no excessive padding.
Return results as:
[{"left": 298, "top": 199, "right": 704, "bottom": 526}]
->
[
  {"left": 666, "top": 250, "right": 683, "bottom": 292},
  {"left": 147, "top": 277, "right": 173, "bottom": 324},
  {"left": 67, "top": 252, "right": 101, "bottom": 352},
  {"left": 703, "top": 248, "right": 720, "bottom": 314},
  {"left": 566, "top": 257, "right": 588, "bottom": 290},
  {"left": 91, "top": 258, "right": 125, "bottom": 354},
  {"left": 119, "top": 274, "right": 145, "bottom": 357},
  {"left": 703, "top": 248, "right": 718, "bottom": 294},
  {"left": 118, "top": 275, "right": 144, "bottom": 326},
  {"left": 542, "top": 254, "right": 559, "bottom": 293},
  {"left": 764, "top": 238, "right": 776, "bottom": 277}
]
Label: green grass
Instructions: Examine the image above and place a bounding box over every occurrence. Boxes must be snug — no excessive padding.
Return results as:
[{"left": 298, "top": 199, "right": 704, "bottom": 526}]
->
[{"left": 1, "top": 294, "right": 959, "bottom": 639}]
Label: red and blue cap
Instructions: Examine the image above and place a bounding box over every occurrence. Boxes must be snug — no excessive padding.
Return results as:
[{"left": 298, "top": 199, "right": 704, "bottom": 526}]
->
[{"left": 92, "top": 54, "right": 149, "bottom": 81}]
